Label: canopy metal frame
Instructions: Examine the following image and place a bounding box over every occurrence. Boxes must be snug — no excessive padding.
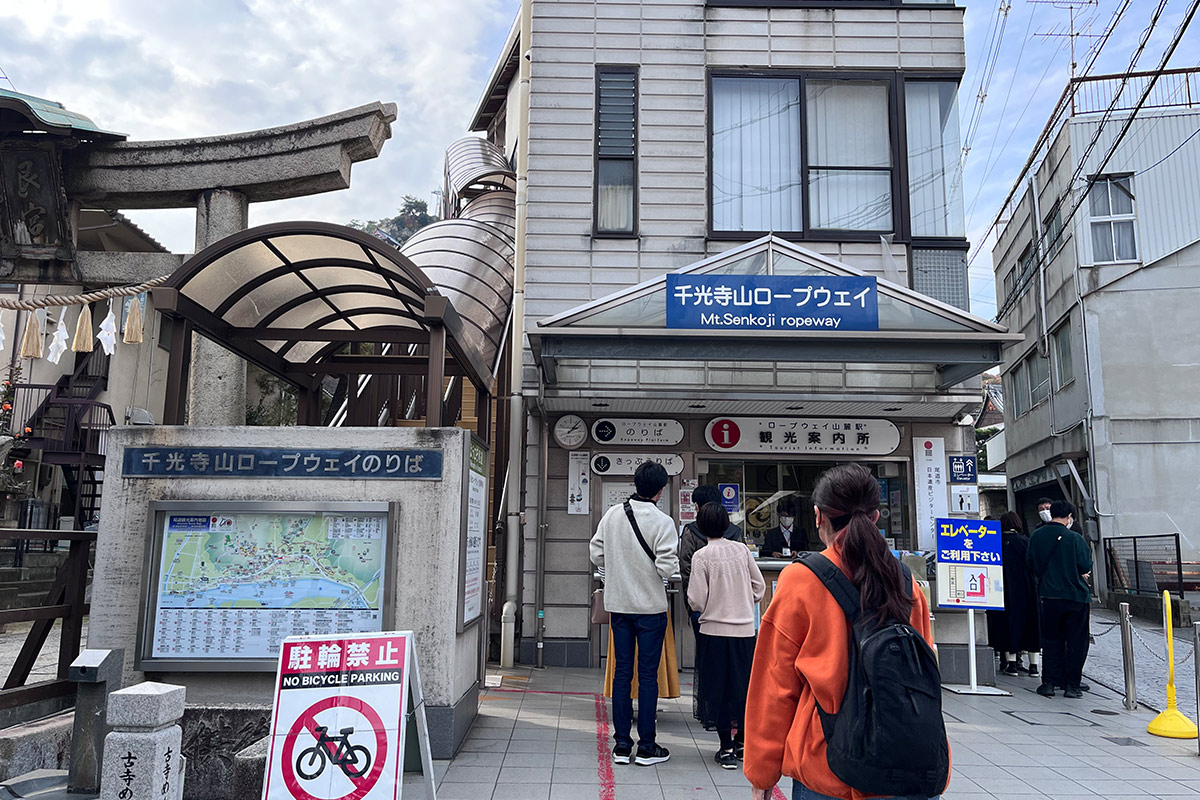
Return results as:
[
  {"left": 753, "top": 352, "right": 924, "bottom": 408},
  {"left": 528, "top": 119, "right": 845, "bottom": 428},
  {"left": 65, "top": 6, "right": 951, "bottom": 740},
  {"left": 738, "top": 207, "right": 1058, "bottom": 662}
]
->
[{"left": 153, "top": 221, "right": 496, "bottom": 432}]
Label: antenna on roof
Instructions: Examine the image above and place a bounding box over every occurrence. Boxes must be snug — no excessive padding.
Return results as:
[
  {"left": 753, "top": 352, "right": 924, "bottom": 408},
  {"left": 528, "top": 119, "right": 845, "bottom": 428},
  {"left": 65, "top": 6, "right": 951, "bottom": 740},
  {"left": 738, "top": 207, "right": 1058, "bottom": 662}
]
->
[{"left": 1030, "top": 0, "right": 1102, "bottom": 79}]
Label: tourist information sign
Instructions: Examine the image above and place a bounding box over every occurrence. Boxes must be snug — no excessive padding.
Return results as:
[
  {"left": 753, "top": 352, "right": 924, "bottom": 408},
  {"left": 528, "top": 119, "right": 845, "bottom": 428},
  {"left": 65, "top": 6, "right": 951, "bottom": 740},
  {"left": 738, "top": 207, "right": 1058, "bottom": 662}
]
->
[{"left": 262, "top": 631, "right": 436, "bottom": 800}]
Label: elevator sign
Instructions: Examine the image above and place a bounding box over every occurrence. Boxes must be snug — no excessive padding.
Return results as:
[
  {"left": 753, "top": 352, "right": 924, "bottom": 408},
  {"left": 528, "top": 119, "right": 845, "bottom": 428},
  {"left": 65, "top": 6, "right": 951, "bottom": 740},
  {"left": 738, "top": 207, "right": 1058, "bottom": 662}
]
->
[
  {"left": 666, "top": 275, "right": 878, "bottom": 331},
  {"left": 935, "top": 518, "right": 1004, "bottom": 610}
]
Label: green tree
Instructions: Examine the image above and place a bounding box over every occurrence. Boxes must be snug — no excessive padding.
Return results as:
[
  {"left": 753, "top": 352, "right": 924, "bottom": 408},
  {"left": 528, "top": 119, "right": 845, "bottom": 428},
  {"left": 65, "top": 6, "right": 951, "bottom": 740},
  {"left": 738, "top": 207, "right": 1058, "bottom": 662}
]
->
[{"left": 349, "top": 195, "right": 438, "bottom": 246}]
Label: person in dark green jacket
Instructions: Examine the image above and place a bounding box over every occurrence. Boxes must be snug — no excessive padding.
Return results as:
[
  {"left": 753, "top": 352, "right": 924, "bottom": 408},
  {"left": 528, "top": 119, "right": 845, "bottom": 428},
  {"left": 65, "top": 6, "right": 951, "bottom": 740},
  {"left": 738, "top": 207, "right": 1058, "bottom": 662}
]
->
[{"left": 1026, "top": 500, "right": 1092, "bottom": 698}]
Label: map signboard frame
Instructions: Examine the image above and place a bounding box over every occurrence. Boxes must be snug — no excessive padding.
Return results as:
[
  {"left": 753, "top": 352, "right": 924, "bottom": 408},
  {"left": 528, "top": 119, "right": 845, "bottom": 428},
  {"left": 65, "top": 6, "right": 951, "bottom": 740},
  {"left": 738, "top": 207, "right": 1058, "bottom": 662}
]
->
[{"left": 136, "top": 501, "right": 396, "bottom": 672}]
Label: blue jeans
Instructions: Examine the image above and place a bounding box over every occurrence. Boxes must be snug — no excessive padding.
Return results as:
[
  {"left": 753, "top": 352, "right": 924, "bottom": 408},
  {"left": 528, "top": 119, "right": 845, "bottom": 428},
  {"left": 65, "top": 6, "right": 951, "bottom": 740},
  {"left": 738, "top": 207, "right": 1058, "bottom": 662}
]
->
[
  {"left": 792, "top": 783, "right": 941, "bottom": 800},
  {"left": 610, "top": 611, "right": 668, "bottom": 750}
]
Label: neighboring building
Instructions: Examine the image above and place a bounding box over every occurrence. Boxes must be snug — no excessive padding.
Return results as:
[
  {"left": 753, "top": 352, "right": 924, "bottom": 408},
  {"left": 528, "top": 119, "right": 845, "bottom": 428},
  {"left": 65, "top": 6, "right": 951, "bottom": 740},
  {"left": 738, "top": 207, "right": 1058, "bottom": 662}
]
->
[
  {"left": 991, "top": 69, "right": 1200, "bottom": 583},
  {"left": 472, "top": 0, "right": 1017, "bottom": 666}
]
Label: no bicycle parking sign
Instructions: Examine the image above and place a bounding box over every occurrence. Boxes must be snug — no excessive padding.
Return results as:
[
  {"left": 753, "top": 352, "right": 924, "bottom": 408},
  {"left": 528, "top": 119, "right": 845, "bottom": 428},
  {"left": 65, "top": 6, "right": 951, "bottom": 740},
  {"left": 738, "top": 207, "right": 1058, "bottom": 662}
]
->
[{"left": 262, "top": 632, "right": 436, "bottom": 800}]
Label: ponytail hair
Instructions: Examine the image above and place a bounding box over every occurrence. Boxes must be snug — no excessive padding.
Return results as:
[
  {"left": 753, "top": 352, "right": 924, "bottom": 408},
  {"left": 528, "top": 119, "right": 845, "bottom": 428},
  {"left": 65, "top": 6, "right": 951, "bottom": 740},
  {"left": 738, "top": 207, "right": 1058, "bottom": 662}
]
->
[{"left": 812, "top": 464, "right": 912, "bottom": 625}]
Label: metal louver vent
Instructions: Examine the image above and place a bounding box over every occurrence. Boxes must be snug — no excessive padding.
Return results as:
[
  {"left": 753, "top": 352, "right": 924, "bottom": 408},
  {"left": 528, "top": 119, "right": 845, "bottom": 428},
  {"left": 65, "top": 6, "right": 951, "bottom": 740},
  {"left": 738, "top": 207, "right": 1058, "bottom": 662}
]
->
[{"left": 597, "top": 70, "right": 636, "bottom": 158}]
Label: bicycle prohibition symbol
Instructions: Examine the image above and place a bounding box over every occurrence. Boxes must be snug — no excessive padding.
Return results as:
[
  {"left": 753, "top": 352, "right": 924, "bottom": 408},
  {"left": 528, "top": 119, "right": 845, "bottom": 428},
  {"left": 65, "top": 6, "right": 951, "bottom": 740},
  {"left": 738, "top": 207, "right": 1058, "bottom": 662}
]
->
[
  {"left": 281, "top": 696, "right": 388, "bottom": 800},
  {"left": 295, "top": 726, "right": 372, "bottom": 780}
]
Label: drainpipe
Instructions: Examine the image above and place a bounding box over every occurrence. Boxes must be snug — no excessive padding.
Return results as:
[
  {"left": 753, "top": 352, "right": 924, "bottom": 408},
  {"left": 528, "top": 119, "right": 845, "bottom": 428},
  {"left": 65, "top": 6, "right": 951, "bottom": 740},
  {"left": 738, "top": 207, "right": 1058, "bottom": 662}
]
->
[
  {"left": 534, "top": 413, "right": 549, "bottom": 668},
  {"left": 501, "top": 0, "right": 532, "bottom": 669}
]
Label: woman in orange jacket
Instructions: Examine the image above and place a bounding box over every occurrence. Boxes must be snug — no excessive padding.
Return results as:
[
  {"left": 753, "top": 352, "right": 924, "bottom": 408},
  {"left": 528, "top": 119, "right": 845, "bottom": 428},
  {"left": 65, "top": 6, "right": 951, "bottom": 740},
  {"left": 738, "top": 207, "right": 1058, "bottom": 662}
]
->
[{"left": 743, "top": 464, "right": 948, "bottom": 800}]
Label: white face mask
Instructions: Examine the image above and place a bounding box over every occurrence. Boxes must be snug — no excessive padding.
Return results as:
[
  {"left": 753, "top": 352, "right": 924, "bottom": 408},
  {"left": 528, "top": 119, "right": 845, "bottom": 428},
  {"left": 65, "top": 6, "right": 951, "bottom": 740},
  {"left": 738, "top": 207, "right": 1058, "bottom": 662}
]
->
[
  {"left": 1039, "top": 509, "right": 1053, "bottom": 523},
  {"left": 779, "top": 516, "right": 795, "bottom": 528}
]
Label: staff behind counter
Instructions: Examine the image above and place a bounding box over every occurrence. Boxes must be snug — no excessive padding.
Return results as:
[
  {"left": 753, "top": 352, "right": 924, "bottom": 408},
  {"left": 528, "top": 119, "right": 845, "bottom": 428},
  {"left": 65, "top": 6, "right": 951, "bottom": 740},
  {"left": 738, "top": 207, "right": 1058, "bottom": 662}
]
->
[{"left": 760, "top": 501, "right": 806, "bottom": 559}]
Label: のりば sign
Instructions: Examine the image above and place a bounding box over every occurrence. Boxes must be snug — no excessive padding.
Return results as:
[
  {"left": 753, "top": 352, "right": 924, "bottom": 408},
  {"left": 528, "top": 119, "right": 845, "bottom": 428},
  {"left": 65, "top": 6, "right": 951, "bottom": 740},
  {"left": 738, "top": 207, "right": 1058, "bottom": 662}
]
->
[{"left": 666, "top": 274, "right": 879, "bottom": 331}]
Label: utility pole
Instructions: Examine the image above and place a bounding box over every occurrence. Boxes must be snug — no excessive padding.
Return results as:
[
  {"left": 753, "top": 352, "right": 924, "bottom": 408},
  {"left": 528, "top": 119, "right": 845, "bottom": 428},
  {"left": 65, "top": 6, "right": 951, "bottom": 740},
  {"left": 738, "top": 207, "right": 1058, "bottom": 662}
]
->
[{"left": 1030, "top": 0, "right": 1101, "bottom": 79}]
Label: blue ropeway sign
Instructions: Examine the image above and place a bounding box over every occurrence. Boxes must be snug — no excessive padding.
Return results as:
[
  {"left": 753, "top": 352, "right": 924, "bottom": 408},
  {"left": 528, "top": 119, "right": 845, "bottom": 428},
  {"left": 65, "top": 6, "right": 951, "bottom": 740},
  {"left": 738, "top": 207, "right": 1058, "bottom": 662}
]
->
[
  {"left": 665, "top": 274, "right": 879, "bottom": 331},
  {"left": 122, "top": 447, "right": 443, "bottom": 479}
]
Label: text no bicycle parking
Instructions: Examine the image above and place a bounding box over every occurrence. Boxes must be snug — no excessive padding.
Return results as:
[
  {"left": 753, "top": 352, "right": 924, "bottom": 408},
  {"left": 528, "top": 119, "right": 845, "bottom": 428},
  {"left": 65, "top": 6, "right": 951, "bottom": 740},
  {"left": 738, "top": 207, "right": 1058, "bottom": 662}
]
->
[{"left": 263, "top": 634, "right": 410, "bottom": 800}]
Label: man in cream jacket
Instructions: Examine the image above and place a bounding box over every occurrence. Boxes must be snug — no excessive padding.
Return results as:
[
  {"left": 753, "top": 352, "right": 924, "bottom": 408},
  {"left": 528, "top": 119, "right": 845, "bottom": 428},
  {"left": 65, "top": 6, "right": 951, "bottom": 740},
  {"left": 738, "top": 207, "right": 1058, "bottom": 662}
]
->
[{"left": 590, "top": 460, "right": 679, "bottom": 766}]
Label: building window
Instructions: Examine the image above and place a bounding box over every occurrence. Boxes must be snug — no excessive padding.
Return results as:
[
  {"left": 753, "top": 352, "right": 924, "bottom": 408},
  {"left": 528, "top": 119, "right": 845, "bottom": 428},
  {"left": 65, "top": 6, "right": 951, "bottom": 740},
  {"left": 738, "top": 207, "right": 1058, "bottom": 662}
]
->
[
  {"left": 905, "top": 81, "right": 964, "bottom": 237},
  {"left": 595, "top": 67, "right": 638, "bottom": 235},
  {"left": 1088, "top": 175, "right": 1136, "bottom": 263},
  {"left": 1043, "top": 199, "right": 1065, "bottom": 259},
  {"left": 711, "top": 77, "right": 803, "bottom": 232},
  {"left": 711, "top": 74, "right": 894, "bottom": 235},
  {"left": 1053, "top": 324, "right": 1074, "bottom": 389},
  {"left": 1010, "top": 361, "right": 1029, "bottom": 418},
  {"left": 807, "top": 79, "right": 892, "bottom": 231},
  {"left": 1028, "top": 352, "right": 1050, "bottom": 407}
]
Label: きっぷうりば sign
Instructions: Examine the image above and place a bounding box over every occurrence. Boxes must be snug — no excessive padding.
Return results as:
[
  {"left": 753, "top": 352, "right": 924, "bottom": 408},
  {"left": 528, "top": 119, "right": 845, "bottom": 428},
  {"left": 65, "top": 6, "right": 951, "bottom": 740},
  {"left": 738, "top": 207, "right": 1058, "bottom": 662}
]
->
[
  {"left": 935, "top": 517, "right": 1005, "bottom": 611},
  {"left": 123, "top": 447, "right": 443, "bottom": 479},
  {"left": 666, "top": 274, "right": 879, "bottom": 331}
]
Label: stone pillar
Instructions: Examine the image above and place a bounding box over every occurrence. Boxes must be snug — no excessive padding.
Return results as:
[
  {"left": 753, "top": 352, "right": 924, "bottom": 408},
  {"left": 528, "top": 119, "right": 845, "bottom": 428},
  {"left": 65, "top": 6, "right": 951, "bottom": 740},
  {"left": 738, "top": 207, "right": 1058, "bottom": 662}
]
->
[
  {"left": 68, "top": 648, "right": 125, "bottom": 793},
  {"left": 100, "top": 682, "right": 187, "bottom": 800},
  {"left": 187, "top": 188, "right": 248, "bottom": 426}
]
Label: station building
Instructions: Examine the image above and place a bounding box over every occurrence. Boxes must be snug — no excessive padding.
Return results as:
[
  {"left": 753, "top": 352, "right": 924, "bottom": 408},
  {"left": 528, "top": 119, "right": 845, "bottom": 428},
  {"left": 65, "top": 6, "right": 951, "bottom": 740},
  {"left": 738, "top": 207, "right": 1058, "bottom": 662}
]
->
[{"left": 471, "top": 0, "right": 1018, "bottom": 667}]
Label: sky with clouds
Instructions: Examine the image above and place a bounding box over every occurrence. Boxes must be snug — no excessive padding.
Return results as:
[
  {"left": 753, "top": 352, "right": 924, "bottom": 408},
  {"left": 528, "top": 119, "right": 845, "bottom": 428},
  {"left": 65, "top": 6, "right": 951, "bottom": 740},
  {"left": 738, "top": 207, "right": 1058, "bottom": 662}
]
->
[{"left": 1, "top": 1, "right": 1197, "bottom": 320}]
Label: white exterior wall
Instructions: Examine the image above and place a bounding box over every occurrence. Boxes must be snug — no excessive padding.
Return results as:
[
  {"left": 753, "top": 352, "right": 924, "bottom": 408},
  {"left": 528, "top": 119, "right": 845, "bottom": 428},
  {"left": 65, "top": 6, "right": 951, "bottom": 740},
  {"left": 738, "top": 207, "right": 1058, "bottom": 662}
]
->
[
  {"left": 525, "top": 1, "right": 967, "bottom": 323},
  {"left": 994, "top": 103, "right": 1200, "bottom": 563},
  {"left": 512, "top": 1, "right": 970, "bottom": 661}
]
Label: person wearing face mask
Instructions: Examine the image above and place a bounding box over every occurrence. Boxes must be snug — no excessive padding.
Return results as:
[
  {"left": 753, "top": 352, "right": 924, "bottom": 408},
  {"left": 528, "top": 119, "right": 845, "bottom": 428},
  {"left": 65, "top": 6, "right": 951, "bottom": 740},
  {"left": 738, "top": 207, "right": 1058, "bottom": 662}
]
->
[
  {"left": 763, "top": 501, "right": 805, "bottom": 559},
  {"left": 1036, "top": 497, "right": 1054, "bottom": 525},
  {"left": 1027, "top": 500, "right": 1092, "bottom": 699}
]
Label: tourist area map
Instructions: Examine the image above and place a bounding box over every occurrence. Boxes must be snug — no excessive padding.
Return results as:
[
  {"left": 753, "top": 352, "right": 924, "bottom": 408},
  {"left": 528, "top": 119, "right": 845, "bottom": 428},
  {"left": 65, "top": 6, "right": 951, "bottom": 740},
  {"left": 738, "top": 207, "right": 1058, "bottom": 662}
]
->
[{"left": 149, "top": 511, "right": 387, "bottom": 661}]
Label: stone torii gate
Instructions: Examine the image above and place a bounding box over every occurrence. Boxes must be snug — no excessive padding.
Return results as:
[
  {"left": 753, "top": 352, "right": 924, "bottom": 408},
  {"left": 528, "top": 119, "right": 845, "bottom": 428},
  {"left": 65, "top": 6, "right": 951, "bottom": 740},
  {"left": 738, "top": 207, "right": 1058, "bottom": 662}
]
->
[{"left": 0, "top": 90, "right": 397, "bottom": 423}]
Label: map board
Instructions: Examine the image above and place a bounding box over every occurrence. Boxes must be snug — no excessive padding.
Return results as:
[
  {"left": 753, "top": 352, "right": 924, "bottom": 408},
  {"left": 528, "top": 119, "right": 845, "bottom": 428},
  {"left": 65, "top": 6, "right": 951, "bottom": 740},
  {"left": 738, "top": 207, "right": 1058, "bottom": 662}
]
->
[{"left": 139, "top": 501, "right": 392, "bottom": 670}]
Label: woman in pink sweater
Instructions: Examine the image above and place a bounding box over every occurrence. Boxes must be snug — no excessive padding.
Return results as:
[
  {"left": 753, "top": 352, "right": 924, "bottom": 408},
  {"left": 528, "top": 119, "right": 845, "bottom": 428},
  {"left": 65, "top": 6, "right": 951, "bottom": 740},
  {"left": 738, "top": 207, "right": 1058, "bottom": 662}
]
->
[{"left": 687, "top": 501, "right": 766, "bottom": 769}]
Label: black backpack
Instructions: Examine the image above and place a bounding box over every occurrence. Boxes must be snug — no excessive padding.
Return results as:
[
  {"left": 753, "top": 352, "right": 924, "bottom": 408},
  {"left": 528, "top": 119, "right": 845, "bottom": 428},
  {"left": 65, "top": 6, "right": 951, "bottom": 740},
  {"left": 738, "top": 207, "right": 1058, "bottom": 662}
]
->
[{"left": 797, "top": 553, "right": 949, "bottom": 798}]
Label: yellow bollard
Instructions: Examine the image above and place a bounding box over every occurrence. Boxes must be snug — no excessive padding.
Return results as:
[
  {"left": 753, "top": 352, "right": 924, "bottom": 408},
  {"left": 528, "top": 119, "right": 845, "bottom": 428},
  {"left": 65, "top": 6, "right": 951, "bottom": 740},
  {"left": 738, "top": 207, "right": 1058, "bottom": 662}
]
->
[{"left": 1147, "top": 590, "right": 1199, "bottom": 739}]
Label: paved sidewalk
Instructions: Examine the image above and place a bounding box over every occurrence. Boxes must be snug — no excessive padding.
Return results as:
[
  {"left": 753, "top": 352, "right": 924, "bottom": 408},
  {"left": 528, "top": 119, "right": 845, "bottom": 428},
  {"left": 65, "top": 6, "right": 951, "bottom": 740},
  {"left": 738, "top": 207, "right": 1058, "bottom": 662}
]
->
[
  {"left": 403, "top": 666, "right": 1200, "bottom": 800},
  {"left": 1087, "top": 605, "right": 1198, "bottom": 715}
]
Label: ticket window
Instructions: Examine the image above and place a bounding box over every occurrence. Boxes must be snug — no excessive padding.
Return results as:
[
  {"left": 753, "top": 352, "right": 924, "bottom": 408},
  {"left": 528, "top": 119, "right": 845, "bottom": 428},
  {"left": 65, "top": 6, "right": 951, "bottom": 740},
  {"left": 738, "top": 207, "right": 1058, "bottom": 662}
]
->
[{"left": 699, "top": 461, "right": 913, "bottom": 551}]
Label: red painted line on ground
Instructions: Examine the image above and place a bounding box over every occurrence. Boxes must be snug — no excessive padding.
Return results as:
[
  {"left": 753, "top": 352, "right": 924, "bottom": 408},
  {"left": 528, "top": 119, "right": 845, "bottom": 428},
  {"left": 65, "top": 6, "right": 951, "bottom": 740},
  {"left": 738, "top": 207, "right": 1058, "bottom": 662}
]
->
[
  {"left": 593, "top": 692, "right": 616, "bottom": 800},
  {"left": 488, "top": 686, "right": 616, "bottom": 800}
]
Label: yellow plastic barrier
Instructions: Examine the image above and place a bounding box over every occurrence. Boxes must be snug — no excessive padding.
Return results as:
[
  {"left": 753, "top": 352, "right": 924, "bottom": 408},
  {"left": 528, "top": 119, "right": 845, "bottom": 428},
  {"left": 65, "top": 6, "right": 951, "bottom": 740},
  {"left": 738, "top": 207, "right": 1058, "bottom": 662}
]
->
[{"left": 1147, "top": 590, "right": 1199, "bottom": 739}]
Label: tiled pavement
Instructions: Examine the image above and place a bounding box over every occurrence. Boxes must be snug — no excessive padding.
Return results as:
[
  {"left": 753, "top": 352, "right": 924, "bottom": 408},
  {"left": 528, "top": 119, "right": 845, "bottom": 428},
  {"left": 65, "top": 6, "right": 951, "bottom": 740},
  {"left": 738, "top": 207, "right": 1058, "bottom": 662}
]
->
[{"left": 404, "top": 666, "right": 1200, "bottom": 800}]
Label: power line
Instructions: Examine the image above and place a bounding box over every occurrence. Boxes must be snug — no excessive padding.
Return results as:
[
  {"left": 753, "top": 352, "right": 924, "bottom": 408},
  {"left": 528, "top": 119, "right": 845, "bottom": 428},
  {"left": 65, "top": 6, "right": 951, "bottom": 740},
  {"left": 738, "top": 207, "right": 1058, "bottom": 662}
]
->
[
  {"left": 1136, "top": 124, "right": 1200, "bottom": 175},
  {"left": 0, "top": 63, "right": 15, "bottom": 91},
  {"left": 961, "top": 2, "right": 1014, "bottom": 167},
  {"left": 995, "top": 0, "right": 1200, "bottom": 322},
  {"left": 970, "top": 0, "right": 1155, "bottom": 280},
  {"left": 965, "top": 0, "right": 1133, "bottom": 274}
]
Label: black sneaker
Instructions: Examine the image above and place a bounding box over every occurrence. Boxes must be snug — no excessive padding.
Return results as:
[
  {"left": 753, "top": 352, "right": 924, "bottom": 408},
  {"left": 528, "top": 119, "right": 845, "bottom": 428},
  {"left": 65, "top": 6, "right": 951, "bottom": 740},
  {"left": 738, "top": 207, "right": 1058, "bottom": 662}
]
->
[
  {"left": 1001, "top": 662, "right": 1021, "bottom": 677},
  {"left": 1036, "top": 683, "right": 1055, "bottom": 698},
  {"left": 612, "top": 745, "right": 631, "bottom": 765},
  {"left": 635, "top": 744, "right": 670, "bottom": 766},
  {"left": 1063, "top": 686, "right": 1083, "bottom": 699},
  {"left": 715, "top": 749, "right": 738, "bottom": 770},
  {"left": 1027, "top": 664, "right": 1039, "bottom": 677},
  {"left": 1055, "top": 682, "right": 1090, "bottom": 692},
  {"left": 734, "top": 740, "right": 745, "bottom": 760}
]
